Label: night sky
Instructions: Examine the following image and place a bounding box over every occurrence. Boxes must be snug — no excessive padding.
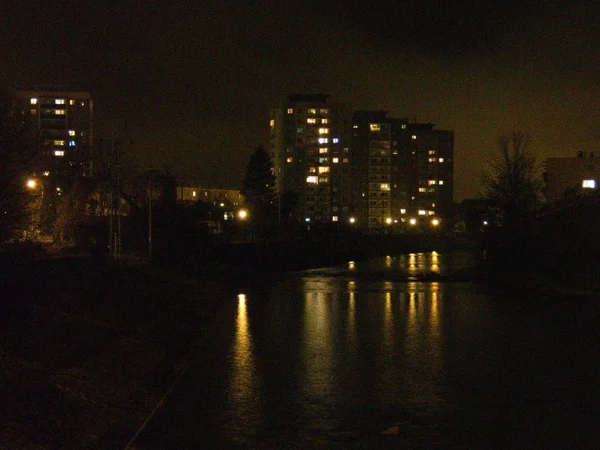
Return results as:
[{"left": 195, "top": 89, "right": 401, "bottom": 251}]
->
[{"left": 2, "top": 0, "right": 599, "bottom": 200}]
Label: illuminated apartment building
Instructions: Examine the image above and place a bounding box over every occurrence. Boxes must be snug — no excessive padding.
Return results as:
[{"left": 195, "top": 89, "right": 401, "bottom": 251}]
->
[
  {"left": 352, "top": 112, "right": 454, "bottom": 231},
  {"left": 12, "top": 88, "right": 93, "bottom": 180},
  {"left": 269, "top": 94, "right": 353, "bottom": 224}
]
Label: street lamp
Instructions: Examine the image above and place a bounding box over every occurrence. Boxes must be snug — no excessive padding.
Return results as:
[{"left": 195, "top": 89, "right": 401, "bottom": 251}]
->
[
  {"left": 431, "top": 218, "right": 440, "bottom": 227},
  {"left": 26, "top": 179, "right": 37, "bottom": 189},
  {"left": 237, "top": 209, "right": 248, "bottom": 220}
]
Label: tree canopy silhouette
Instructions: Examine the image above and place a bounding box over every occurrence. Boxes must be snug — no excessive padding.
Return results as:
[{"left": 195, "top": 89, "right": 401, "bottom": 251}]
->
[
  {"left": 483, "top": 131, "right": 543, "bottom": 229},
  {"left": 241, "top": 146, "right": 277, "bottom": 224},
  {"left": 0, "top": 94, "right": 37, "bottom": 243}
]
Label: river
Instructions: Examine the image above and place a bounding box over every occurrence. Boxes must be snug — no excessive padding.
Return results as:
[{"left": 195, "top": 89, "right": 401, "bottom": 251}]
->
[{"left": 135, "top": 251, "right": 600, "bottom": 448}]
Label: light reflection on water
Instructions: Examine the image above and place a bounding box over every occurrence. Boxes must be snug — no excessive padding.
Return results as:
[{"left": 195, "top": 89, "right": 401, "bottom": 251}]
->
[
  {"left": 140, "top": 251, "right": 600, "bottom": 448},
  {"left": 227, "top": 293, "right": 261, "bottom": 434}
]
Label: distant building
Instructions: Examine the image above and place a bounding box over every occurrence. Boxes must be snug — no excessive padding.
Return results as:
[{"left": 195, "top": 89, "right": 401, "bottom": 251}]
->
[
  {"left": 352, "top": 111, "right": 454, "bottom": 231},
  {"left": 544, "top": 152, "right": 600, "bottom": 203},
  {"left": 11, "top": 88, "right": 93, "bottom": 180},
  {"left": 269, "top": 94, "right": 353, "bottom": 224},
  {"left": 176, "top": 186, "right": 243, "bottom": 206}
]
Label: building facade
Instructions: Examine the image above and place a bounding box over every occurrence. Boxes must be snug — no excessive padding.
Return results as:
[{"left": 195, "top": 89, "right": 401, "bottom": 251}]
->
[
  {"left": 544, "top": 152, "right": 600, "bottom": 203},
  {"left": 12, "top": 89, "right": 94, "bottom": 180},
  {"left": 270, "top": 94, "right": 353, "bottom": 224},
  {"left": 352, "top": 111, "right": 454, "bottom": 231}
]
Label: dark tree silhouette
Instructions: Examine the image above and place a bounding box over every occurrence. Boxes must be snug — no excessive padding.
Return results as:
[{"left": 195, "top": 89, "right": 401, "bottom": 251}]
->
[
  {"left": 483, "top": 131, "right": 543, "bottom": 229},
  {"left": 241, "top": 146, "right": 277, "bottom": 225},
  {"left": 0, "top": 94, "right": 37, "bottom": 243}
]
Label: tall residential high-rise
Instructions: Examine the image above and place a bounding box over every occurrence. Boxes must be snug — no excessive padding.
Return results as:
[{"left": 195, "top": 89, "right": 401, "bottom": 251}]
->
[
  {"left": 270, "top": 94, "right": 353, "bottom": 224},
  {"left": 12, "top": 88, "right": 93, "bottom": 180},
  {"left": 352, "top": 111, "right": 454, "bottom": 231}
]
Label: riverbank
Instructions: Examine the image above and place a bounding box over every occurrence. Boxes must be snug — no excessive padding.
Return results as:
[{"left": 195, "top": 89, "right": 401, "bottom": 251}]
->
[{"left": 0, "top": 255, "right": 232, "bottom": 449}]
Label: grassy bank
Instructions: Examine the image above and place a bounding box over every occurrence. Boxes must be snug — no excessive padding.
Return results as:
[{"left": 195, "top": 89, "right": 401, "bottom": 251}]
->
[{"left": 0, "top": 255, "right": 230, "bottom": 449}]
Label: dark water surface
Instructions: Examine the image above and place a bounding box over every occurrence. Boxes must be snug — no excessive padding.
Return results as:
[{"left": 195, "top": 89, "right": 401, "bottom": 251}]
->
[{"left": 136, "top": 252, "right": 600, "bottom": 448}]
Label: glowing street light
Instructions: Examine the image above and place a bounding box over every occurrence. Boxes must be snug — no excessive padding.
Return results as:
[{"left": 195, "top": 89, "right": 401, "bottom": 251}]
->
[
  {"left": 26, "top": 179, "right": 37, "bottom": 189},
  {"left": 409, "top": 218, "right": 417, "bottom": 226},
  {"left": 237, "top": 209, "right": 248, "bottom": 220},
  {"left": 385, "top": 217, "right": 393, "bottom": 225},
  {"left": 349, "top": 217, "right": 356, "bottom": 224},
  {"left": 431, "top": 218, "right": 440, "bottom": 227}
]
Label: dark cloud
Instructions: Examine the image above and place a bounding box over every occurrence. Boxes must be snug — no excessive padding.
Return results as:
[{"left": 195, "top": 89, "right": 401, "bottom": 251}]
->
[{"left": 1, "top": 0, "right": 599, "bottom": 198}]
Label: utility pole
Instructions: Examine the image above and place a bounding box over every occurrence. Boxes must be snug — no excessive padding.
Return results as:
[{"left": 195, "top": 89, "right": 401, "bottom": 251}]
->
[{"left": 148, "top": 174, "right": 152, "bottom": 261}]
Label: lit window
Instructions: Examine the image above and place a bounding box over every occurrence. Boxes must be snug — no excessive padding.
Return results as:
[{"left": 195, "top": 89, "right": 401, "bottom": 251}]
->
[
  {"left": 68, "top": 140, "right": 76, "bottom": 147},
  {"left": 43, "top": 171, "right": 50, "bottom": 176},
  {"left": 401, "top": 124, "right": 407, "bottom": 129},
  {"left": 306, "top": 176, "right": 318, "bottom": 184},
  {"left": 30, "top": 98, "right": 38, "bottom": 105},
  {"left": 55, "top": 99, "right": 65, "bottom": 104},
  {"left": 429, "top": 150, "right": 436, "bottom": 155},
  {"left": 192, "top": 190, "right": 197, "bottom": 197},
  {"left": 30, "top": 109, "right": 36, "bottom": 114},
  {"left": 418, "top": 210, "right": 426, "bottom": 216},
  {"left": 318, "top": 166, "right": 330, "bottom": 174},
  {"left": 582, "top": 179, "right": 596, "bottom": 188},
  {"left": 321, "top": 118, "right": 329, "bottom": 124},
  {"left": 307, "top": 118, "right": 317, "bottom": 124},
  {"left": 400, "top": 209, "right": 406, "bottom": 214},
  {"left": 332, "top": 137, "right": 339, "bottom": 144},
  {"left": 439, "top": 180, "right": 444, "bottom": 185},
  {"left": 332, "top": 216, "right": 339, "bottom": 222},
  {"left": 370, "top": 123, "right": 381, "bottom": 131},
  {"left": 439, "top": 157, "right": 444, "bottom": 163},
  {"left": 318, "top": 137, "right": 328, "bottom": 144},
  {"left": 332, "top": 157, "right": 339, "bottom": 163},
  {"left": 68, "top": 130, "right": 76, "bottom": 136},
  {"left": 428, "top": 158, "right": 436, "bottom": 163},
  {"left": 308, "top": 108, "right": 317, "bottom": 115},
  {"left": 54, "top": 150, "right": 65, "bottom": 156},
  {"left": 287, "top": 157, "right": 293, "bottom": 163},
  {"left": 419, "top": 187, "right": 427, "bottom": 192},
  {"left": 411, "top": 135, "right": 417, "bottom": 140},
  {"left": 428, "top": 180, "right": 437, "bottom": 185},
  {"left": 343, "top": 158, "right": 349, "bottom": 163},
  {"left": 319, "top": 176, "right": 329, "bottom": 183},
  {"left": 319, "top": 157, "right": 328, "bottom": 163},
  {"left": 353, "top": 124, "right": 358, "bottom": 129},
  {"left": 69, "top": 99, "right": 75, "bottom": 105},
  {"left": 55, "top": 110, "right": 65, "bottom": 115},
  {"left": 53, "top": 140, "right": 65, "bottom": 146},
  {"left": 309, "top": 167, "right": 316, "bottom": 173},
  {"left": 287, "top": 108, "right": 293, "bottom": 114},
  {"left": 380, "top": 183, "right": 390, "bottom": 191},
  {"left": 297, "top": 127, "right": 303, "bottom": 133},
  {"left": 269, "top": 119, "right": 275, "bottom": 128},
  {"left": 428, "top": 210, "right": 435, "bottom": 216},
  {"left": 318, "top": 128, "right": 329, "bottom": 135},
  {"left": 319, "top": 109, "right": 328, "bottom": 115}
]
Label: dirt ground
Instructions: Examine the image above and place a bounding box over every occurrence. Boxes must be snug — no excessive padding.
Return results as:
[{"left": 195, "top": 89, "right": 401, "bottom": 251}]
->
[{"left": 0, "top": 255, "right": 230, "bottom": 449}]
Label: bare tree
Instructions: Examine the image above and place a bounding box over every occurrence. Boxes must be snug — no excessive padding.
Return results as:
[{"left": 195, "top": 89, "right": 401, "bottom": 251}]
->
[{"left": 483, "top": 131, "right": 543, "bottom": 229}]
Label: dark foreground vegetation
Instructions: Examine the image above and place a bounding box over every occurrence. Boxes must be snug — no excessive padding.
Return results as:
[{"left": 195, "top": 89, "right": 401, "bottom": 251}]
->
[{"left": 0, "top": 253, "right": 231, "bottom": 449}]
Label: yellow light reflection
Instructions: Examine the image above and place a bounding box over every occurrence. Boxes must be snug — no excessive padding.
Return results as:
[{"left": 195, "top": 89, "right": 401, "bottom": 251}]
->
[
  {"left": 347, "top": 291, "right": 356, "bottom": 343},
  {"left": 229, "top": 293, "right": 260, "bottom": 424},
  {"left": 303, "top": 290, "right": 333, "bottom": 398}
]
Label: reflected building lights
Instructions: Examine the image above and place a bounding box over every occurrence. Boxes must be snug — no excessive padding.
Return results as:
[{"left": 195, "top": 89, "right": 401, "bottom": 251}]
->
[{"left": 228, "top": 293, "right": 260, "bottom": 428}]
